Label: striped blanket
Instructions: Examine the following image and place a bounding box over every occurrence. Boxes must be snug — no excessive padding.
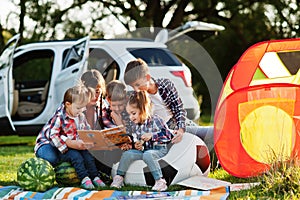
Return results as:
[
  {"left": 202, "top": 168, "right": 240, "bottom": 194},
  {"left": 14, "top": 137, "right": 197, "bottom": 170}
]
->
[{"left": 0, "top": 186, "right": 229, "bottom": 200}]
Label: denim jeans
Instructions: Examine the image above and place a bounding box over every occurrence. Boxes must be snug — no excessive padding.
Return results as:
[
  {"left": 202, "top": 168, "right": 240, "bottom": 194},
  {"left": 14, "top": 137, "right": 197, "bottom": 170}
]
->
[
  {"left": 59, "top": 149, "right": 98, "bottom": 180},
  {"left": 186, "top": 125, "right": 214, "bottom": 152},
  {"left": 167, "top": 118, "right": 214, "bottom": 152},
  {"left": 117, "top": 145, "right": 168, "bottom": 180},
  {"left": 36, "top": 143, "right": 60, "bottom": 166}
]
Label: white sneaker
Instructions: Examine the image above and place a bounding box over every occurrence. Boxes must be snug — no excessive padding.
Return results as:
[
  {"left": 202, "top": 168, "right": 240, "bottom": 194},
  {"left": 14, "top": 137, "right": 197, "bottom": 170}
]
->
[
  {"left": 110, "top": 175, "right": 124, "bottom": 188},
  {"left": 152, "top": 178, "right": 167, "bottom": 191}
]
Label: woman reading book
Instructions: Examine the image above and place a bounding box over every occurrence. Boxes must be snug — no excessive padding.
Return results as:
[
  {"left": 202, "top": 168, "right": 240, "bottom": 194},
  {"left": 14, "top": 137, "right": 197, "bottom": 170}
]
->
[{"left": 80, "top": 70, "right": 130, "bottom": 181}]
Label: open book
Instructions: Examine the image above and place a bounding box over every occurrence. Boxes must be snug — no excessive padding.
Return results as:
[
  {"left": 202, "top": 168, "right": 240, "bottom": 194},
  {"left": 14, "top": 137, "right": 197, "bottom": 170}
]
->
[{"left": 77, "top": 126, "right": 131, "bottom": 150}]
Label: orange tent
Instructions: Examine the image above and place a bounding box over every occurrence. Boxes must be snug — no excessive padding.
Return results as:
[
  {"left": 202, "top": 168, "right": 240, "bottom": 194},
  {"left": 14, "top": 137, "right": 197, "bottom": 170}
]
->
[{"left": 214, "top": 38, "right": 300, "bottom": 178}]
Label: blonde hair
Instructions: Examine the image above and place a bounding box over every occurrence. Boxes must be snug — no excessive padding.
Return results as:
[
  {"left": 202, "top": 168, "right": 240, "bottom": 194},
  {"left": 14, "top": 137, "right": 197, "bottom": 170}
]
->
[
  {"left": 127, "top": 91, "right": 151, "bottom": 123},
  {"left": 63, "top": 84, "right": 92, "bottom": 106},
  {"left": 80, "top": 69, "right": 106, "bottom": 96},
  {"left": 124, "top": 58, "right": 149, "bottom": 85},
  {"left": 106, "top": 80, "right": 127, "bottom": 101}
]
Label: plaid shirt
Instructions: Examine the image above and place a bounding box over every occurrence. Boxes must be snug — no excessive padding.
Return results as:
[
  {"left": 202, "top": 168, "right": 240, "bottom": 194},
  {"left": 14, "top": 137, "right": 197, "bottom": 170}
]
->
[
  {"left": 154, "top": 78, "right": 187, "bottom": 131},
  {"left": 34, "top": 103, "right": 90, "bottom": 154},
  {"left": 101, "top": 105, "right": 116, "bottom": 128},
  {"left": 132, "top": 115, "right": 173, "bottom": 149}
]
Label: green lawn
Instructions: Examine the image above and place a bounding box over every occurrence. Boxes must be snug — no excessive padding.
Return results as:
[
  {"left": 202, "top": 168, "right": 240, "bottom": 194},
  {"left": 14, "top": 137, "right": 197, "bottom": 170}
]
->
[
  {"left": 0, "top": 136, "right": 35, "bottom": 185},
  {"left": 1, "top": 135, "right": 299, "bottom": 199}
]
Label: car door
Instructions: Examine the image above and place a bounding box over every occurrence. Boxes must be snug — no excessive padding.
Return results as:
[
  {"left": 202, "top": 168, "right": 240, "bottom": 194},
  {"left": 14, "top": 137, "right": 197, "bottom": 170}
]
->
[
  {"left": 0, "top": 34, "right": 20, "bottom": 133},
  {"left": 155, "top": 21, "right": 225, "bottom": 43},
  {"left": 54, "top": 36, "right": 90, "bottom": 106}
]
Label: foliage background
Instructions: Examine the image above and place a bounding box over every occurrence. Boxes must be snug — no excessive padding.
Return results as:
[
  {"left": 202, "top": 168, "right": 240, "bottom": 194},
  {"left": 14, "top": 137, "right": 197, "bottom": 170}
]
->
[{"left": 1, "top": 0, "right": 299, "bottom": 118}]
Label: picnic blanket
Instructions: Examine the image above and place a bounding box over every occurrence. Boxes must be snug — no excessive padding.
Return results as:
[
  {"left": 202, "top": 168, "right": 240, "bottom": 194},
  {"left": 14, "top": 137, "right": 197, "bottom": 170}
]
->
[{"left": 0, "top": 186, "right": 230, "bottom": 200}]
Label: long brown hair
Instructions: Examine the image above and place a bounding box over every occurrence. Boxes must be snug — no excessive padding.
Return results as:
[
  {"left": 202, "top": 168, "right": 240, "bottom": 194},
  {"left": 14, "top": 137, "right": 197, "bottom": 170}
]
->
[
  {"left": 81, "top": 69, "right": 106, "bottom": 96},
  {"left": 127, "top": 91, "right": 152, "bottom": 123},
  {"left": 80, "top": 69, "right": 106, "bottom": 129}
]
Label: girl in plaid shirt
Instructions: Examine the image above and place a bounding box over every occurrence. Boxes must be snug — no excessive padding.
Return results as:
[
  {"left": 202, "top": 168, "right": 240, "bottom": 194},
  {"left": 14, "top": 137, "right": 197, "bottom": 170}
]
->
[
  {"left": 110, "top": 91, "right": 172, "bottom": 191},
  {"left": 35, "top": 85, "right": 105, "bottom": 190}
]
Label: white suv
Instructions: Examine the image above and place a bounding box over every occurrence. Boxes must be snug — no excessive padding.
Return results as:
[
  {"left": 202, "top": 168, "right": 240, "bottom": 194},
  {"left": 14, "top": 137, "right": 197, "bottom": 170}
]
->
[{"left": 0, "top": 22, "right": 224, "bottom": 135}]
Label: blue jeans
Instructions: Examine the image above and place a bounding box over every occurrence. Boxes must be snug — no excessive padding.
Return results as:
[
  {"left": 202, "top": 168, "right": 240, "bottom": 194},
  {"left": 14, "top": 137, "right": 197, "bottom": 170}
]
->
[
  {"left": 186, "top": 125, "right": 214, "bottom": 152},
  {"left": 59, "top": 149, "right": 98, "bottom": 180},
  {"left": 36, "top": 143, "right": 60, "bottom": 166},
  {"left": 167, "top": 118, "right": 214, "bottom": 152},
  {"left": 117, "top": 145, "right": 168, "bottom": 180}
]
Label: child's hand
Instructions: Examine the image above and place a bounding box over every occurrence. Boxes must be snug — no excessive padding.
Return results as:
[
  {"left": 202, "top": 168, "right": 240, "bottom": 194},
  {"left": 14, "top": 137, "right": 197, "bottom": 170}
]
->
[
  {"left": 171, "top": 128, "right": 184, "bottom": 143},
  {"left": 66, "top": 139, "right": 88, "bottom": 150},
  {"left": 74, "top": 140, "right": 87, "bottom": 150},
  {"left": 141, "top": 133, "right": 152, "bottom": 142},
  {"left": 120, "top": 143, "right": 132, "bottom": 151},
  {"left": 111, "top": 111, "right": 123, "bottom": 126},
  {"left": 84, "top": 142, "right": 94, "bottom": 149},
  {"left": 134, "top": 140, "right": 144, "bottom": 151}
]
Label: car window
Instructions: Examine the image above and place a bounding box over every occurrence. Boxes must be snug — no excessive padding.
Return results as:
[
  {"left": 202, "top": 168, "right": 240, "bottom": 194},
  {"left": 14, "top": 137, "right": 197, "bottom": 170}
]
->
[
  {"left": 62, "top": 40, "right": 87, "bottom": 69},
  {"left": 88, "top": 48, "right": 120, "bottom": 83},
  {"left": 13, "top": 50, "right": 53, "bottom": 82},
  {"left": 128, "top": 48, "right": 181, "bottom": 66}
]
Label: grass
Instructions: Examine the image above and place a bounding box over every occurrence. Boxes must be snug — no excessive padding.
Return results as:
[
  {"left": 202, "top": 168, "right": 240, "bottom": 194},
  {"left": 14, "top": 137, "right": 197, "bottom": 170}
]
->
[
  {"left": 1, "top": 135, "right": 300, "bottom": 199},
  {"left": 0, "top": 136, "right": 35, "bottom": 185}
]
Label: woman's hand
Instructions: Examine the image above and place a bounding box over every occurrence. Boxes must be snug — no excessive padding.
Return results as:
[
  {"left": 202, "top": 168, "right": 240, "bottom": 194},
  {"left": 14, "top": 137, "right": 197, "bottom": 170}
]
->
[
  {"left": 141, "top": 133, "right": 152, "bottom": 142},
  {"left": 171, "top": 128, "right": 184, "bottom": 143},
  {"left": 134, "top": 140, "right": 144, "bottom": 151}
]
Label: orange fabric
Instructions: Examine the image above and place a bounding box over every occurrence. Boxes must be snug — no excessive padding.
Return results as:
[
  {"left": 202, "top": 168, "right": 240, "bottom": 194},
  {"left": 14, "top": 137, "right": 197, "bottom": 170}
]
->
[
  {"left": 215, "top": 38, "right": 300, "bottom": 178},
  {"left": 62, "top": 187, "right": 81, "bottom": 199},
  {"left": 87, "top": 190, "right": 114, "bottom": 199},
  {"left": 201, "top": 187, "right": 228, "bottom": 200},
  {"left": 231, "top": 39, "right": 300, "bottom": 91},
  {"left": 215, "top": 85, "right": 300, "bottom": 177},
  {"left": 29, "top": 192, "right": 37, "bottom": 198},
  {"left": 185, "top": 190, "right": 192, "bottom": 196},
  {"left": 231, "top": 43, "right": 268, "bottom": 90},
  {"left": 214, "top": 87, "right": 269, "bottom": 178}
]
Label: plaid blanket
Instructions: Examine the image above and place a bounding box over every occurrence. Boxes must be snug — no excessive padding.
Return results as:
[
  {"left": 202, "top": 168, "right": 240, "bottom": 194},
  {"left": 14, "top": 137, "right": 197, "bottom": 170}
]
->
[{"left": 0, "top": 186, "right": 229, "bottom": 200}]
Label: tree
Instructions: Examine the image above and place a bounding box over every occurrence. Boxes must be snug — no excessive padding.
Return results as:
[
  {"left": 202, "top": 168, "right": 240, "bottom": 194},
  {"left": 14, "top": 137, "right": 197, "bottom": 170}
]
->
[
  {"left": 1, "top": 0, "right": 299, "bottom": 43},
  {"left": 1, "top": 0, "right": 299, "bottom": 116}
]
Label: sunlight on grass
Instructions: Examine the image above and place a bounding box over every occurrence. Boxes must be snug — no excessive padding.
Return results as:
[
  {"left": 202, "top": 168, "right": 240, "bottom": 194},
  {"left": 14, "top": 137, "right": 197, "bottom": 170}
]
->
[
  {"left": 0, "top": 135, "right": 36, "bottom": 145},
  {"left": 257, "top": 159, "right": 300, "bottom": 199},
  {"left": 0, "top": 136, "right": 36, "bottom": 185},
  {"left": 1, "top": 135, "right": 300, "bottom": 199},
  {"left": 209, "top": 168, "right": 257, "bottom": 184},
  {"left": 0, "top": 151, "right": 34, "bottom": 185}
]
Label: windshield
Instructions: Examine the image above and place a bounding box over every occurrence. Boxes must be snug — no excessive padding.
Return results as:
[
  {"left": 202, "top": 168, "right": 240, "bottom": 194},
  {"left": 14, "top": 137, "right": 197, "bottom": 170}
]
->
[{"left": 128, "top": 48, "right": 181, "bottom": 66}]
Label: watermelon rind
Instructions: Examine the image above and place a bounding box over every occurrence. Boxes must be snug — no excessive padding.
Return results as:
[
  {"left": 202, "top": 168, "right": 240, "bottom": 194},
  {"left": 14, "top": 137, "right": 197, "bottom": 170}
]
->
[
  {"left": 55, "top": 162, "right": 80, "bottom": 186},
  {"left": 17, "top": 157, "right": 55, "bottom": 192}
]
